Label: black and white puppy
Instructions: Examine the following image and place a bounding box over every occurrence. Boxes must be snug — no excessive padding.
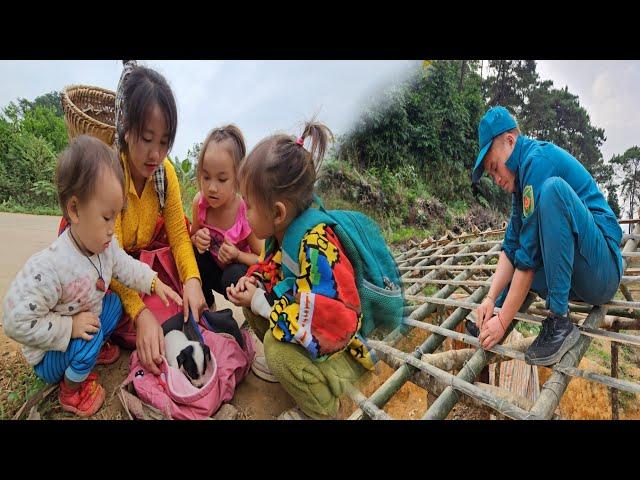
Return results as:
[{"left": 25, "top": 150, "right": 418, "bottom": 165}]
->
[{"left": 164, "top": 330, "right": 211, "bottom": 388}]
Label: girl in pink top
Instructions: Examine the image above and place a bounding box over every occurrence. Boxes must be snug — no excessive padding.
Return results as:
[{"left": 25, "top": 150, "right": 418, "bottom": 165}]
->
[{"left": 190, "top": 126, "right": 263, "bottom": 309}]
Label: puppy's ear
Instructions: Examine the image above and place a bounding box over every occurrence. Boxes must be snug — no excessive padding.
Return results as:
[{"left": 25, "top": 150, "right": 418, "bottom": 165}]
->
[
  {"left": 202, "top": 344, "right": 211, "bottom": 364},
  {"left": 177, "top": 345, "right": 194, "bottom": 369}
]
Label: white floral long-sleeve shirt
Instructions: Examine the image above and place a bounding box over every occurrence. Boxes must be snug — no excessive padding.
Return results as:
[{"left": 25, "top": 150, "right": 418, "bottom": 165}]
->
[{"left": 2, "top": 229, "right": 156, "bottom": 366}]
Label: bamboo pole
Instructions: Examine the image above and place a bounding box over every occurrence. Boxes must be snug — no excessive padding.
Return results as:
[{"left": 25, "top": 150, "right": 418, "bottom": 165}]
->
[
  {"left": 401, "top": 238, "right": 460, "bottom": 284},
  {"left": 403, "top": 239, "right": 492, "bottom": 306},
  {"left": 421, "top": 294, "right": 536, "bottom": 420},
  {"left": 601, "top": 316, "right": 640, "bottom": 330},
  {"left": 358, "top": 284, "right": 494, "bottom": 418},
  {"left": 530, "top": 306, "right": 608, "bottom": 419},
  {"left": 621, "top": 276, "right": 640, "bottom": 285},
  {"left": 349, "top": 247, "right": 500, "bottom": 420},
  {"left": 367, "top": 339, "right": 543, "bottom": 420},
  {"left": 421, "top": 336, "right": 535, "bottom": 371},
  {"left": 443, "top": 270, "right": 474, "bottom": 295},
  {"left": 394, "top": 246, "right": 418, "bottom": 263},
  {"left": 532, "top": 301, "right": 640, "bottom": 320},
  {"left": 348, "top": 241, "right": 493, "bottom": 420},
  {"left": 400, "top": 240, "right": 460, "bottom": 274},
  {"left": 408, "top": 318, "right": 640, "bottom": 395},
  {"left": 403, "top": 317, "right": 526, "bottom": 361},
  {"left": 344, "top": 384, "right": 392, "bottom": 420},
  {"left": 400, "top": 264, "right": 498, "bottom": 272},
  {"left": 403, "top": 250, "right": 500, "bottom": 262},
  {"left": 403, "top": 278, "right": 493, "bottom": 287},
  {"left": 551, "top": 364, "right": 640, "bottom": 395},
  {"left": 417, "top": 295, "right": 640, "bottom": 347},
  {"left": 611, "top": 322, "right": 620, "bottom": 420},
  {"left": 375, "top": 348, "right": 538, "bottom": 415}
]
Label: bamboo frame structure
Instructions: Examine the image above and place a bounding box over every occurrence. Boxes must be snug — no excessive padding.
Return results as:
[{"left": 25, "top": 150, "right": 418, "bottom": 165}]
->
[{"left": 348, "top": 219, "right": 640, "bottom": 420}]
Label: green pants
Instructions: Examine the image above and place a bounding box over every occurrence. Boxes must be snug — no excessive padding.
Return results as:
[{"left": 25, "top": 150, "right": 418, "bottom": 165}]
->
[{"left": 243, "top": 308, "right": 367, "bottom": 419}]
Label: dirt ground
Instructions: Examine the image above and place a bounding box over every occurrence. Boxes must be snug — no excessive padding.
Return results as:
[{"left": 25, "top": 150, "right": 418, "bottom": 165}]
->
[
  {"left": 0, "top": 213, "right": 296, "bottom": 420},
  {"left": 0, "top": 212, "right": 437, "bottom": 420},
  {"left": 2, "top": 212, "right": 636, "bottom": 420}
]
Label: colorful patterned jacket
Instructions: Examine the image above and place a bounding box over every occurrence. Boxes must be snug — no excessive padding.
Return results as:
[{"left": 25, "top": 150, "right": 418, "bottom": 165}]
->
[{"left": 247, "top": 223, "right": 374, "bottom": 370}]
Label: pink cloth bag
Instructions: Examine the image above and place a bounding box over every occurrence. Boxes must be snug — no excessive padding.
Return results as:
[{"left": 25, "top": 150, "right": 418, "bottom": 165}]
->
[{"left": 122, "top": 328, "right": 255, "bottom": 420}]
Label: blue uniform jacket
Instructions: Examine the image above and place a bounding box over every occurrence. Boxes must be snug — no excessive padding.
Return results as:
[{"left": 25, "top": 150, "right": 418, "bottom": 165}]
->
[{"left": 502, "top": 135, "right": 623, "bottom": 275}]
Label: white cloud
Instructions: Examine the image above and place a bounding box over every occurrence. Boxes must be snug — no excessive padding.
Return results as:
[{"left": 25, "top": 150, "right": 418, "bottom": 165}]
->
[
  {"left": 3, "top": 60, "right": 636, "bottom": 165},
  {"left": 0, "top": 60, "right": 417, "bottom": 161},
  {"left": 537, "top": 60, "right": 640, "bottom": 159}
]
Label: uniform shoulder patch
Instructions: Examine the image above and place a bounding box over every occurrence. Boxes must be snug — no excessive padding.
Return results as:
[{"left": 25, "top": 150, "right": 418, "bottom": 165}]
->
[{"left": 523, "top": 185, "right": 534, "bottom": 218}]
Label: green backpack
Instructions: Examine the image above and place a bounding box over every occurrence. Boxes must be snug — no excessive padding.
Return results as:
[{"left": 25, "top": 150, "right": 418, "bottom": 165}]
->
[{"left": 272, "top": 195, "right": 404, "bottom": 337}]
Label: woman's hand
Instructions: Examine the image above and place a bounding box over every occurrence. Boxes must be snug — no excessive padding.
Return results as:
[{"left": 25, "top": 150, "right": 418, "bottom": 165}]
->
[
  {"left": 183, "top": 277, "right": 208, "bottom": 321},
  {"left": 135, "top": 308, "right": 164, "bottom": 375}
]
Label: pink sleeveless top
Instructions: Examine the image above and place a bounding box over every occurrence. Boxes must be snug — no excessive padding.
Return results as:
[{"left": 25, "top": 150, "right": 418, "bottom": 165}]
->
[{"left": 198, "top": 195, "right": 252, "bottom": 267}]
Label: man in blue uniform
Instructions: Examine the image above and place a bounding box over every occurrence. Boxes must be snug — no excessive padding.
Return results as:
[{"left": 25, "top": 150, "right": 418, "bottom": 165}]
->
[{"left": 469, "top": 106, "right": 623, "bottom": 366}]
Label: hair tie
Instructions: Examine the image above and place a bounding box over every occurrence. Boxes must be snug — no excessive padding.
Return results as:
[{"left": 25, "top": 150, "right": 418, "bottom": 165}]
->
[{"left": 295, "top": 136, "right": 304, "bottom": 146}]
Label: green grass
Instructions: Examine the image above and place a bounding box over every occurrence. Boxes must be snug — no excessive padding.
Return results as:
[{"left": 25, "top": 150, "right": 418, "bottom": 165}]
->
[
  {"left": 448, "top": 200, "right": 469, "bottom": 217},
  {"left": 586, "top": 342, "right": 612, "bottom": 368},
  {"left": 515, "top": 321, "right": 540, "bottom": 337},
  {"left": 387, "top": 225, "right": 429, "bottom": 245},
  {"left": 0, "top": 201, "right": 61, "bottom": 216},
  {"left": 0, "top": 364, "right": 48, "bottom": 420},
  {"left": 421, "top": 284, "right": 438, "bottom": 296}
]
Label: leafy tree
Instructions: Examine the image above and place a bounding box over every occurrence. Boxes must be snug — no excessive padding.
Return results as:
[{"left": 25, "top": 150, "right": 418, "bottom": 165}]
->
[
  {"left": 337, "top": 60, "right": 488, "bottom": 205},
  {"left": 611, "top": 146, "right": 640, "bottom": 222},
  {"left": 522, "top": 84, "right": 608, "bottom": 184},
  {"left": 0, "top": 92, "right": 67, "bottom": 209},
  {"left": 606, "top": 185, "right": 622, "bottom": 219},
  {"left": 484, "top": 60, "right": 539, "bottom": 116},
  {"left": 17, "top": 92, "right": 64, "bottom": 118}
]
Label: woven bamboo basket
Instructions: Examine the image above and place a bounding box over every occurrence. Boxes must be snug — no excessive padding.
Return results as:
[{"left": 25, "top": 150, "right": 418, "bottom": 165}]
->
[{"left": 61, "top": 85, "right": 116, "bottom": 146}]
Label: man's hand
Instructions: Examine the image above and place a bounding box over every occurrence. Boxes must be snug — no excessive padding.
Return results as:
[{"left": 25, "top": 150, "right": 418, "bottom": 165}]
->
[
  {"left": 476, "top": 296, "right": 496, "bottom": 332},
  {"left": 478, "top": 313, "right": 509, "bottom": 350}
]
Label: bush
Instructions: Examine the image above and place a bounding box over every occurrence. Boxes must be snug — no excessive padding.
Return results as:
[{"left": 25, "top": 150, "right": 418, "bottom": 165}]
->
[{"left": 0, "top": 132, "right": 58, "bottom": 209}]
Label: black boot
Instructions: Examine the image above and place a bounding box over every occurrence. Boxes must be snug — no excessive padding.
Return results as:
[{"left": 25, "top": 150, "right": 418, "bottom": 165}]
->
[{"left": 524, "top": 313, "right": 580, "bottom": 366}]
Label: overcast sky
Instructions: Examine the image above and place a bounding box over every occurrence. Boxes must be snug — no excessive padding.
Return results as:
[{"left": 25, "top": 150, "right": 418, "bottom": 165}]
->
[{"left": 0, "top": 60, "right": 638, "bottom": 163}]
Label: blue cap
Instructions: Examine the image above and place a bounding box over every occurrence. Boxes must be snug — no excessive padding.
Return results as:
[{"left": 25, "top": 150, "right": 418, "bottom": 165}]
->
[{"left": 471, "top": 106, "right": 517, "bottom": 184}]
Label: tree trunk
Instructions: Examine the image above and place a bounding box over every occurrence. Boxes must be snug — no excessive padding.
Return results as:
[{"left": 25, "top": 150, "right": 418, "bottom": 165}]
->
[
  {"left": 459, "top": 60, "right": 467, "bottom": 91},
  {"left": 611, "top": 322, "right": 620, "bottom": 420}
]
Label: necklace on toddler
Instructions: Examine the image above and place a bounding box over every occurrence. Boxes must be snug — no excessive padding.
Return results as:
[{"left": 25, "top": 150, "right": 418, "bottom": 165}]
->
[{"left": 69, "top": 230, "right": 106, "bottom": 292}]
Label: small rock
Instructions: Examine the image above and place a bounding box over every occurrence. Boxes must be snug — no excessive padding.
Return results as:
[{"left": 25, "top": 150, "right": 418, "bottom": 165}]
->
[{"left": 211, "top": 404, "right": 238, "bottom": 420}]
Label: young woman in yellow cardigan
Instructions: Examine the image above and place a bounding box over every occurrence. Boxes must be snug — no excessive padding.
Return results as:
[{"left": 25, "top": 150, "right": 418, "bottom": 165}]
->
[{"left": 108, "top": 62, "right": 207, "bottom": 375}]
